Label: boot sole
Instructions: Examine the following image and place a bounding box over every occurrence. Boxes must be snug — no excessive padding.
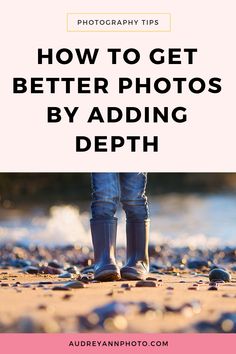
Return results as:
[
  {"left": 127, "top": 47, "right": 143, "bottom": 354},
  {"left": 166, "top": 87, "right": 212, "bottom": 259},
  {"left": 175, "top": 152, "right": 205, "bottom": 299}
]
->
[
  {"left": 120, "top": 271, "right": 146, "bottom": 280},
  {"left": 121, "top": 267, "right": 147, "bottom": 280},
  {"left": 95, "top": 269, "right": 121, "bottom": 282}
]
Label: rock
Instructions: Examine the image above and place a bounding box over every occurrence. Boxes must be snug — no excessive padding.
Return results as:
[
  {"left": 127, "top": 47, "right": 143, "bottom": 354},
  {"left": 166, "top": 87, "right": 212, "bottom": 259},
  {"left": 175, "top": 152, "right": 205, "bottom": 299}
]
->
[
  {"left": 209, "top": 282, "right": 218, "bottom": 286},
  {"left": 48, "top": 260, "right": 62, "bottom": 269},
  {"left": 121, "top": 283, "right": 131, "bottom": 288},
  {"left": 222, "top": 294, "right": 236, "bottom": 298},
  {"left": 138, "top": 301, "right": 161, "bottom": 314},
  {"left": 66, "top": 266, "right": 80, "bottom": 274},
  {"left": 165, "top": 301, "right": 201, "bottom": 315},
  {"left": 64, "top": 280, "right": 86, "bottom": 289},
  {"left": 23, "top": 266, "right": 39, "bottom": 274},
  {"left": 187, "top": 259, "right": 210, "bottom": 269},
  {"left": 208, "top": 286, "right": 218, "bottom": 291},
  {"left": 194, "top": 312, "right": 236, "bottom": 333},
  {"left": 81, "top": 276, "right": 90, "bottom": 283},
  {"left": 188, "top": 286, "right": 198, "bottom": 290},
  {"left": 39, "top": 266, "right": 63, "bottom": 275},
  {"left": 146, "top": 277, "right": 157, "bottom": 281},
  {"left": 52, "top": 286, "right": 71, "bottom": 291},
  {"left": 58, "top": 272, "right": 72, "bottom": 279},
  {"left": 209, "top": 268, "right": 231, "bottom": 282},
  {"left": 10, "top": 259, "right": 32, "bottom": 268},
  {"left": 136, "top": 281, "right": 157, "bottom": 287},
  {"left": 37, "top": 304, "right": 47, "bottom": 310},
  {"left": 107, "top": 290, "right": 114, "bottom": 296}
]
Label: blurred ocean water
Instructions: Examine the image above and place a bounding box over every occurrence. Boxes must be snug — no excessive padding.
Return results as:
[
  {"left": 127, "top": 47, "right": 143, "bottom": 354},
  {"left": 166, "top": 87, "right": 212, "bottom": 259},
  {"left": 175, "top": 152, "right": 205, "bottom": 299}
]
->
[{"left": 0, "top": 193, "right": 235, "bottom": 249}]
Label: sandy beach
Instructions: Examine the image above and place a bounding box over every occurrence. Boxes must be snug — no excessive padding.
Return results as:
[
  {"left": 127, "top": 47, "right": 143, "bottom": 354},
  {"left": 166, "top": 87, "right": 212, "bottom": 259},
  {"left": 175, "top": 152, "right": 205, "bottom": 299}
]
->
[{"left": 0, "top": 269, "right": 236, "bottom": 333}]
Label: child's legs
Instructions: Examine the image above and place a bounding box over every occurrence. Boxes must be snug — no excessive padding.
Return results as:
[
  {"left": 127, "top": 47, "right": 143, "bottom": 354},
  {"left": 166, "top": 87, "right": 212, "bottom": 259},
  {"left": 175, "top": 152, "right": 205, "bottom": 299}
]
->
[
  {"left": 91, "top": 173, "right": 120, "bottom": 219},
  {"left": 120, "top": 173, "right": 149, "bottom": 221}
]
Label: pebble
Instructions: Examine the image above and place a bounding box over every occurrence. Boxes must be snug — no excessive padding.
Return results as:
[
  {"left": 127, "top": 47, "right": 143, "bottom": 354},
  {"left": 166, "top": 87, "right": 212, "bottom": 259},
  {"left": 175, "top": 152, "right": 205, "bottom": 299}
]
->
[
  {"left": 166, "top": 286, "right": 174, "bottom": 290},
  {"left": 1, "top": 283, "right": 9, "bottom": 287},
  {"left": 222, "top": 294, "right": 236, "bottom": 298},
  {"left": 23, "top": 266, "right": 39, "bottom": 274},
  {"left": 81, "top": 276, "right": 90, "bottom": 283},
  {"left": 188, "top": 286, "right": 198, "bottom": 290},
  {"left": 52, "top": 286, "right": 71, "bottom": 291},
  {"left": 194, "top": 312, "right": 236, "bottom": 333},
  {"left": 136, "top": 281, "right": 157, "bottom": 288},
  {"left": 66, "top": 266, "right": 80, "bottom": 274},
  {"left": 165, "top": 301, "right": 201, "bottom": 315},
  {"left": 63, "top": 294, "right": 73, "bottom": 300},
  {"left": 209, "top": 268, "right": 231, "bottom": 282},
  {"left": 138, "top": 301, "right": 161, "bottom": 314},
  {"left": 209, "top": 282, "right": 218, "bottom": 286},
  {"left": 121, "top": 283, "right": 131, "bottom": 288},
  {"left": 125, "top": 287, "right": 132, "bottom": 291},
  {"left": 58, "top": 272, "right": 72, "bottom": 279},
  {"left": 146, "top": 277, "right": 157, "bottom": 281},
  {"left": 10, "top": 259, "right": 32, "bottom": 268},
  {"left": 37, "top": 304, "right": 47, "bottom": 310},
  {"left": 48, "top": 260, "right": 62, "bottom": 269},
  {"left": 39, "top": 266, "right": 63, "bottom": 275},
  {"left": 63, "top": 280, "right": 86, "bottom": 289},
  {"left": 187, "top": 259, "right": 210, "bottom": 269},
  {"left": 208, "top": 286, "right": 218, "bottom": 291}
]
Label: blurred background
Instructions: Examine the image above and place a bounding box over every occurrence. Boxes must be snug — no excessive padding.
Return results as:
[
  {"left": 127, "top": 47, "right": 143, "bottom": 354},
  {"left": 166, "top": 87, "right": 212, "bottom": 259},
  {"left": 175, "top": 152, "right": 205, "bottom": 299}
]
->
[{"left": 0, "top": 173, "right": 236, "bottom": 249}]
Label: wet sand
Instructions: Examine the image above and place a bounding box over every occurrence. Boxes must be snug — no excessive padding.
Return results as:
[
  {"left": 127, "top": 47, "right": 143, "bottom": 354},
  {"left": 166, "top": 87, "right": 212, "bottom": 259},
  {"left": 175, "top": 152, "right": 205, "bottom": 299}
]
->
[{"left": 1, "top": 270, "right": 236, "bottom": 333}]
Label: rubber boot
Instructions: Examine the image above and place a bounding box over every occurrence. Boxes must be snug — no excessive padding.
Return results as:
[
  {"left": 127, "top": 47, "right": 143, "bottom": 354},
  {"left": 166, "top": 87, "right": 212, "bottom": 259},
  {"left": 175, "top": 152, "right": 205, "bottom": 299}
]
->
[
  {"left": 121, "top": 219, "right": 150, "bottom": 280},
  {"left": 90, "top": 218, "right": 121, "bottom": 281}
]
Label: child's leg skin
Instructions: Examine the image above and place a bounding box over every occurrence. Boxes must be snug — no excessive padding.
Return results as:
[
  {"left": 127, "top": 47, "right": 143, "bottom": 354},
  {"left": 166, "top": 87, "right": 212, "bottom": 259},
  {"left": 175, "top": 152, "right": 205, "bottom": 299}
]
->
[
  {"left": 91, "top": 173, "right": 120, "bottom": 220},
  {"left": 120, "top": 173, "right": 149, "bottom": 221}
]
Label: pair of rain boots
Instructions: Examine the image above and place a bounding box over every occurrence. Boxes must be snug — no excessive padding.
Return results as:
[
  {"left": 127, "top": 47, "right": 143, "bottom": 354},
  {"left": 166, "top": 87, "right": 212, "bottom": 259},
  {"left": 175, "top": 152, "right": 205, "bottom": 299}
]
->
[{"left": 90, "top": 218, "right": 149, "bottom": 281}]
